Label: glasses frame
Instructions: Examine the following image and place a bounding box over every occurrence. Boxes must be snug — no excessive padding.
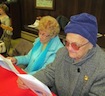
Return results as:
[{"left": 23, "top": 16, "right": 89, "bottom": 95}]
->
[{"left": 64, "top": 40, "right": 89, "bottom": 51}]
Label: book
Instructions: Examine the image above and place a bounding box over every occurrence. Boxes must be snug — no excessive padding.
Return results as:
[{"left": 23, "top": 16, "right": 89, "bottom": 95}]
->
[{"left": 0, "top": 54, "right": 52, "bottom": 96}]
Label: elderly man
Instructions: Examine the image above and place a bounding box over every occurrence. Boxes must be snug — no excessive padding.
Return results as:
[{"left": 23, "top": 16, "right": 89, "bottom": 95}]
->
[{"left": 17, "top": 13, "right": 105, "bottom": 96}]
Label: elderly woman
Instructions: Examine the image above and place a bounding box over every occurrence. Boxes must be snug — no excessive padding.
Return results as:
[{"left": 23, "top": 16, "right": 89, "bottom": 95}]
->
[
  {"left": 17, "top": 13, "right": 105, "bottom": 96},
  {"left": 0, "top": 3, "right": 13, "bottom": 53},
  {"left": 8, "top": 16, "right": 64, "bottom": 73}
]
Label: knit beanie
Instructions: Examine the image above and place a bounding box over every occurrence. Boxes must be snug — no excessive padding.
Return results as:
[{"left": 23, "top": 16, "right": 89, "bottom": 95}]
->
[{"left": 64, "top": 13, "right": 98, "bottom": 47}]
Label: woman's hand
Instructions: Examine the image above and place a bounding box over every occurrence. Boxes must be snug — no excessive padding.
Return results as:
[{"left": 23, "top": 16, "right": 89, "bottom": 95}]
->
[
  {"left": 7, "top": 57, "right": 17, "bottom": 64},
  {"left": 17, "top": 78, "right": 29, "bottom": 89}
]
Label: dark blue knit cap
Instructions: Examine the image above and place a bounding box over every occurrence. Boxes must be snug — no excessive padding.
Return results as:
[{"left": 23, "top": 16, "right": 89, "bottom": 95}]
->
[{"left": 64, "top": 13, "right": 98, "bottom": 47}]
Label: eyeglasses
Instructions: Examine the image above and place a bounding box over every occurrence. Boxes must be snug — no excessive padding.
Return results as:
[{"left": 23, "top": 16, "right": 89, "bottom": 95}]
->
[
  {"left": 65, "top": 40, "right": 89, "bottom": 51},
  {"left": 38, "top": 32, "right": 51, "bottom": 38}
]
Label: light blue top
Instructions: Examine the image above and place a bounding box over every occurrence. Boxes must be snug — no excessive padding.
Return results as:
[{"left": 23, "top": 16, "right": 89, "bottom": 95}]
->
[{"left": 15, "top": 35, "right": 64, "bottom": 73}]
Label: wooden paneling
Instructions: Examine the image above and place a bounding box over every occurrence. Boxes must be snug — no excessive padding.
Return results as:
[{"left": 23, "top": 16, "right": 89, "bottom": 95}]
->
[
  {"left": 9, "top": 2, "right": 21, "bottom": 39},
  {"left": 20, "top": 0, "right": 105, "bottom": 34},
  {"left": 5, "top": 0, "right": 21, "bottom": 39}
]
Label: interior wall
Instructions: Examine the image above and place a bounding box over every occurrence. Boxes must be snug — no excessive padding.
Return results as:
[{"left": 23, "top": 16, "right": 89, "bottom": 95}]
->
[{"left": 20, "top": 0, "right": 105, "bottom": 34}]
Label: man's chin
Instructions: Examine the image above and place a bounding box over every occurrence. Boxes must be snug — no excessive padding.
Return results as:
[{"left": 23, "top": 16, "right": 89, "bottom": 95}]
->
[{"left": 69, "top": 53, "right": 76, "bottom": 59}]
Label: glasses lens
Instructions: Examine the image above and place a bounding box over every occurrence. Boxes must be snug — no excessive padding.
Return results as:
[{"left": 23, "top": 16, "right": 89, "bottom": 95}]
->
[
  {"left": 65, "top": 40, "right": 79, "bottom": 50},
  {"left": 39, "top": 32, "right": 50, "bottom": 37},
  {"left": 71, "top": 43, "right": 79, "bottom": 50}
]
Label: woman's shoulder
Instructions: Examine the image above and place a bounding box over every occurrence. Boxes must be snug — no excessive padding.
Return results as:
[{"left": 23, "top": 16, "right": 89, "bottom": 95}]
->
[{"left": 51, "top": 36, "right": 64, "bottom": 48}]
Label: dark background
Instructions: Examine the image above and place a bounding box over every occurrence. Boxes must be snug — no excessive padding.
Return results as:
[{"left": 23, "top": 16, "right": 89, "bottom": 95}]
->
[{"left": 1, "top": 0, "right": 105, "bottom": 47}]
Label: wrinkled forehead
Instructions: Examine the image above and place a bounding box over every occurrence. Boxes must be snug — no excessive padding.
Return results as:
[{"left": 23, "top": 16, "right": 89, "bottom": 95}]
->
[{"left": 66, "top": 33, "right": 88, "bottom": 43}]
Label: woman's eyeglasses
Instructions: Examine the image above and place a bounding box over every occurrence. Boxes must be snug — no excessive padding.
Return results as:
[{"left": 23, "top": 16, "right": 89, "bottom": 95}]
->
[
  {"left": 64, "top": 40, "right": 89, "bottom": 51},
  {"left": 38, "top": 32, "right": 50, "bottom": 38}
]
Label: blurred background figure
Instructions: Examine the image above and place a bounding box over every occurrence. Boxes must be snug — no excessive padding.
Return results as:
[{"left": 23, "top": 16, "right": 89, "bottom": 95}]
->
[{"left": 0, "top": 3, "right": 13, "bottom": 54}]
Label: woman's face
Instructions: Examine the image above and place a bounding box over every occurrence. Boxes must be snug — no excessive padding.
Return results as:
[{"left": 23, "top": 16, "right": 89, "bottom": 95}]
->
[
  {"left": 65, "top": 33, "right": 92, "bottom": 61},
  {"left": 38, "top": 30, "right": 53, "bottom": 44}
]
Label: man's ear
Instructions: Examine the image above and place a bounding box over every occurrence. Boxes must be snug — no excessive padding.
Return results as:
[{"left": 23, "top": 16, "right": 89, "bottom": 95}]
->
[{"left": 89, "top": 43, "right": 93, "bottom": 49}]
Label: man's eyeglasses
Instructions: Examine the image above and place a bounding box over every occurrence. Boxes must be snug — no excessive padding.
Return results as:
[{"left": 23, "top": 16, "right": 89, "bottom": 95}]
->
[{"left": 64, "top": 40, "right": 89, "bottom": 51}]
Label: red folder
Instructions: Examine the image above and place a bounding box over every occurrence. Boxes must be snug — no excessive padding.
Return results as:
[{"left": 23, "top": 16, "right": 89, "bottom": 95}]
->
[{"left": 0, "top": 66, "right": 56, "bottom": 96}]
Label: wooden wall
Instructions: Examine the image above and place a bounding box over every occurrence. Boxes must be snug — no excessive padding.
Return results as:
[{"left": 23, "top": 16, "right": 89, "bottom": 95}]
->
[
  {"left": 5, "top": 1, "right": 21, "bottom": 39},
  {"left": 19, "top": 0, "right": 105, "bottom": 34}
]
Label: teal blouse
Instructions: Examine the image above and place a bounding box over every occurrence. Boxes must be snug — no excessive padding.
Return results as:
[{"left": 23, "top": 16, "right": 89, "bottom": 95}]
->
[{"left": 15, "top": 35, "right": 64, "bottom": 73}]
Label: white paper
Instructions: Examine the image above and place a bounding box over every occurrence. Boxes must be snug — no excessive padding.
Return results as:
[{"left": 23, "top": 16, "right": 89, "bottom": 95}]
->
[
  {"left": 28, "top": 24, "right": 37, "bottom": 28},
  {"left": 0, "top": 54, "right": 19, "bottom": 74},
  {"left": 97, "top": 33, "right": 103, "bottom": 38},
  {"left": 17, "top": 74, "right": 52, "bottom": 96},
  {"left": 28, "top": 20, "right": 39, "bottom": 28},
  {"left": 0, "top": 54, "right": 52, "bottom": 96}
]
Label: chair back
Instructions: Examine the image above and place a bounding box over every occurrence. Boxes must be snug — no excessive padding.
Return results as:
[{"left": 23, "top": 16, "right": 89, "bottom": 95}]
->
[{"left": 56, "top": 15, "right": 69, "bottom": 31}]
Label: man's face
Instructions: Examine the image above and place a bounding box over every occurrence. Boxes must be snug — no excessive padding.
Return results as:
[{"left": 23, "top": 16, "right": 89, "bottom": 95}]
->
[{"left": 65, "top": 33, "right": 92, "bottom": 61}]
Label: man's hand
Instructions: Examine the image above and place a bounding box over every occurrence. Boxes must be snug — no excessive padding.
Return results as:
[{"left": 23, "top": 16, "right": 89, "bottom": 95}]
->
[
  {"left": 17, "top": 78, "right": 50, "bottom": 96},
  {"left": 17, "top": 78, "right": 29, "bottom": 89}
]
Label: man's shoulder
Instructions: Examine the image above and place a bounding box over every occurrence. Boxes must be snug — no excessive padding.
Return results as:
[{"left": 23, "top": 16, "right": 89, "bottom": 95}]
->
[{"left": 57, "top": 47, "right": 68, "bottom": 55}]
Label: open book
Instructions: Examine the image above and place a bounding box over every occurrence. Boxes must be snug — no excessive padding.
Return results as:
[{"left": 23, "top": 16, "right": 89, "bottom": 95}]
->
[{"left": 0, "top": 54, "right": 52, "bottom": 96}]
